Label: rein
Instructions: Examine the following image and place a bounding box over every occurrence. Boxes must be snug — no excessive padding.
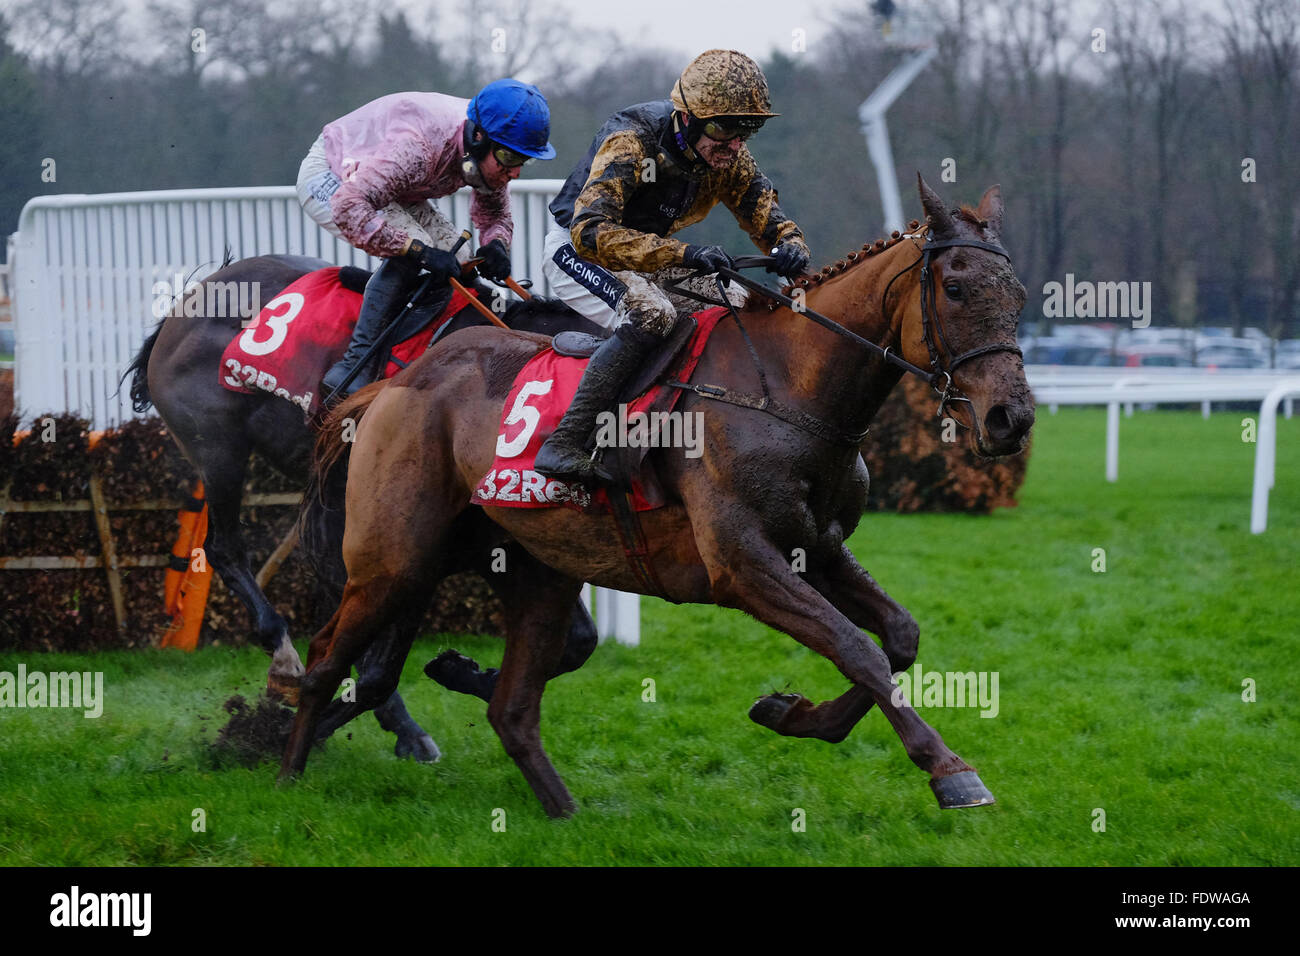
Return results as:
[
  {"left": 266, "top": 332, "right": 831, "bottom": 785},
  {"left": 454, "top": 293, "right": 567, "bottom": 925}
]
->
[{"left": 664, "top": 233, "right": 1022, "bottom": 441}]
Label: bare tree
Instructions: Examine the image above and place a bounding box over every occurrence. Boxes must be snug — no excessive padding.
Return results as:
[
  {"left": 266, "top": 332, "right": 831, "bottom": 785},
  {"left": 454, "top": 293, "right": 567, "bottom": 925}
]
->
[
  {"left": 1219, "top": 0, "right": 1300, "bottom": 340},
  {"left": 6, "top": 0, "right": 130, "bottom": 81}
]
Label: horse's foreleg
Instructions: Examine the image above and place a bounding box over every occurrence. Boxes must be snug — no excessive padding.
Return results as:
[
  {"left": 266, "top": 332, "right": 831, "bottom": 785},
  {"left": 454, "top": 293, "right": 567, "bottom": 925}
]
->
[
  {"left": 311, "top": 621, "right": 442, "bottom": 764},
  {"left": 279, "top": 575, "right": 412, "bottom": 780},
  {"left": 486, "top": 562, "right": 583, "bottom": 818},
  {"left": 750, "top": 546, "right": 919, "bottom": 744},
  {"left": 699, "top": 527, "right": 991, "bottom": 808}
]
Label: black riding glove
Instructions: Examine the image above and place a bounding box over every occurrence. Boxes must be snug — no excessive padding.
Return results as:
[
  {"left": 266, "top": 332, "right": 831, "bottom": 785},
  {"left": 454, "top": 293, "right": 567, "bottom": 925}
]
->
[
  {"left": 405, "top": 238, "right": 461, "bottom": 283},
  {"left": 476, "top": 239, "right": 512, "bottom": 282},
  {"left": 682, "top": 244, "right": 734, "bottom": 274},
  {"left": 768, "top": 240, "right": 811, "bottom": 278}
]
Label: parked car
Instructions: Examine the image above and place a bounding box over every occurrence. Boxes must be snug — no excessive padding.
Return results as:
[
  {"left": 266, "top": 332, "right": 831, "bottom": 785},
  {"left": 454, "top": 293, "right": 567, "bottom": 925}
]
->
[
  {"left": 1197, "top": 347, "right": 1267, "bottom": 370},
  {"left": 1025, "top": 337, "right": 1112, "bottom": 366},
  {"left": 1090, "top": 345, "right": 1193, "bottom": 368},
  {"left": 1275, "top": 341, "right": 1300, "bottom": 370}
]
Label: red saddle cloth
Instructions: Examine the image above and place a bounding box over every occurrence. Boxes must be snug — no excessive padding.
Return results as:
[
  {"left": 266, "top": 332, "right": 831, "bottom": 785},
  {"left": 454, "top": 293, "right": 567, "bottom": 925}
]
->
[
  {"left": 220, "top": 267, "right": 475, "bottom": 416},
  {"left": 473, "top": 306, "right": 728, "bottom": 514}
]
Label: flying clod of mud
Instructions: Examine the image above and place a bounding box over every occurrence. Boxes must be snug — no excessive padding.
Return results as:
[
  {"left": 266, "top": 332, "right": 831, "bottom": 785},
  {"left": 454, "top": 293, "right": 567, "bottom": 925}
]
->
[{"left": 207, "top": 694, "right": 296, "bottom": 768}]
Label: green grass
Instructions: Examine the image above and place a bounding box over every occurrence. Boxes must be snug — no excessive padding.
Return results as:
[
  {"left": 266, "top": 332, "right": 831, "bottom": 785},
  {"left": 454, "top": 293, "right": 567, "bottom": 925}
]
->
[{"left": 1, "top": 408, "right": 1297, "bottom": 865}]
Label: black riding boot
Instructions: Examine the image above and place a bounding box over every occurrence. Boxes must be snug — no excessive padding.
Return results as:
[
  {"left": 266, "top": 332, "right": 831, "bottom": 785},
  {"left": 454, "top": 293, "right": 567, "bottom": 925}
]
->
[
  {"left": 534, "top": 322, "right": 662, "bottom": 483},
  {"left": 322, "top": 255, "right": 421, "bottom": 399}
]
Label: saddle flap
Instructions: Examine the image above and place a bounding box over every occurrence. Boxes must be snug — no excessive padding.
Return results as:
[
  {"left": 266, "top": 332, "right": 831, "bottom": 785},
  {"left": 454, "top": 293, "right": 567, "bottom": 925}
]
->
[
  {"left": 618, "top": 314, "right": 697, "bottom": 404},
  {"left": 384, "top": 284, "right": 455, "bottom": 345},
  {"left": 601, "top": 314, "right": 700, "bottom": 500},
  {"left": 337, "top": 265, "right": 372, "bottom": 294}
]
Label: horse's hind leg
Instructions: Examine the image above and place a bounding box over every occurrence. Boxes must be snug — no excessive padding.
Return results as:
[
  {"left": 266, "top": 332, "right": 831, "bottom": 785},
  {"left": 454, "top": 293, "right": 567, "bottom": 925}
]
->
[
  {"left": 486, "top": 559, "right": 583, "bottom": 818},
  {"left": 172, "top": 430, "right": 303, "bottom": 695},
  {"left": 426, "top": 594, "right": 597, "bottom": 702},
  {"left": 750, "top": 545, "right": 919, "bottom": 744}
]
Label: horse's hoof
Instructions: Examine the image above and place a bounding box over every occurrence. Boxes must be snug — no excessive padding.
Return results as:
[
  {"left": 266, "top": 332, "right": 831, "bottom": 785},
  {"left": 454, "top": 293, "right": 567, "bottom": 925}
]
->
[
  {"left": 425, "top": 649, "right": 476, "bottom": 687},
  {"left": 930, "top": 770, "right": 995, "bottom": 809},
  {"left": 748, "top": 691, "right": 806, "bottom": 730},
  {"left": 266, "top": 676, "right": 300, "bottom": 707},
  {"left": 395, "top": 733, "right": 441, "bottom": 764},
  {"left": 425, "top": 650, "right": 497, "bottom": 701}
]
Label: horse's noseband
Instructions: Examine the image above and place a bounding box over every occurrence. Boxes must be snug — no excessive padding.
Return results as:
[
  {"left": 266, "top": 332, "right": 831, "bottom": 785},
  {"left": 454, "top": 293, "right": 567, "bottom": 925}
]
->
[{"left": 911, "top": 236, "right": 1022, "bottom": 426}]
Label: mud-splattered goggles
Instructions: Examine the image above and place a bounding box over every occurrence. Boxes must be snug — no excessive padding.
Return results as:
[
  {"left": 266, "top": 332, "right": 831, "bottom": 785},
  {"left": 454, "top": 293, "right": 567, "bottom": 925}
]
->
[{"left": 697, "top": 115, "right": 767, "bottom": 142}]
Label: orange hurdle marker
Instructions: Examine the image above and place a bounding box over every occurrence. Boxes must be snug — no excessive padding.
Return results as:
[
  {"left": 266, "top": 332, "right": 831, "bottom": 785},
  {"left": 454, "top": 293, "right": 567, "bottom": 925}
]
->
[{"left": 161, "top": 481, "right": 211, "bottom": 651}]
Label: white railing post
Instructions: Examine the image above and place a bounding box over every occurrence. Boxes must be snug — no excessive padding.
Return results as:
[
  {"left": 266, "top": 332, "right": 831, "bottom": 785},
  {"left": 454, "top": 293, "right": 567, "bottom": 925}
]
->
[
  {"left": 595, "top": 588, "right": 640, "bottom": 646},
  {"left": 1106, "top": 399, "right": 1120, "bottom": 482},
  {"left": 1033, "top": 371, "right": 1300, "bottom": 532},
  {"left": 1251, "top": 378, "right": 1300, "bottom": 534}
]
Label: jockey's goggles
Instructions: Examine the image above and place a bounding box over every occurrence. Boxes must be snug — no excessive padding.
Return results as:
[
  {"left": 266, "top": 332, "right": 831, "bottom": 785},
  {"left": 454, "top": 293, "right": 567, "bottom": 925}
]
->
[
  {"left": 695, "top": 115, "right": 766, "bottom": 142},
  {"left": 491, "top": 143, "right": 534, "bottom": 168}
]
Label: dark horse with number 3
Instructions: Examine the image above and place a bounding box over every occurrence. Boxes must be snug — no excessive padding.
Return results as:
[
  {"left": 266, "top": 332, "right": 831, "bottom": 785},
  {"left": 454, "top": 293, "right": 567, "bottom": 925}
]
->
[
  {"left": 125, "top": 254, "right": 604, "bottom": 761},
  {"left": 284, "top": 178, "right": 1035, "bottom": 816}
]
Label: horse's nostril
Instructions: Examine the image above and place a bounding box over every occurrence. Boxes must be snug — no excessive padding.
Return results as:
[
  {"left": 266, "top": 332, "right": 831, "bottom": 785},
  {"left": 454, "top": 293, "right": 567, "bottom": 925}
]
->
[
  {"left": 985, "top": 404, "right": 1034, "bottom": 444},
  {"left": 985, "top": 405, "right": 1014, "bottom": 440}
]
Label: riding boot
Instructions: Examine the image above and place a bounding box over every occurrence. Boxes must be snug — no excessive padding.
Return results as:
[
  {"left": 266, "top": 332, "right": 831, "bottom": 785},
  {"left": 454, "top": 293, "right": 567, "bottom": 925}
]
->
[
  {"left": 534, "top": 322, "right": 662, "bottom": 483},
  {"left": 322, "top": 255, "right": 421, "bottom": 399}
]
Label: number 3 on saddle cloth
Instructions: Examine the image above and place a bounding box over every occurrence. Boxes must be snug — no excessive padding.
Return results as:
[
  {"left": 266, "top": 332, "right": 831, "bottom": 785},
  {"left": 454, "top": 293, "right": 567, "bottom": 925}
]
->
[
  {"left": 473, "top": 306, "right": 730, "bottom": 516},
  {"left": 219, "top": 266, "right": 477, "bottom": 417}
]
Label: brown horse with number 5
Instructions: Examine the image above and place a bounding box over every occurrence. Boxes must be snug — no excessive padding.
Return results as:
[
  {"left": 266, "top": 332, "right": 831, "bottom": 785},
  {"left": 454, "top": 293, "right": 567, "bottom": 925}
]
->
[{"left": 282, "top": 177, "right": 1035, "bottom": 818}]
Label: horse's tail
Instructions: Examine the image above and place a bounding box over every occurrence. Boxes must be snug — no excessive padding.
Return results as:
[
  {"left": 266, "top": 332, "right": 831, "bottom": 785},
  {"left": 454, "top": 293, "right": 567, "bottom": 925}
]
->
[
  {"left": 298, "top": 382, "right": 388, "bottom": 587},
  {"left": 117, "top": 248, "right": 238, "bottom": 413},
  {"left": 121, "top": 321, "right": 164, "bottom": 412}
]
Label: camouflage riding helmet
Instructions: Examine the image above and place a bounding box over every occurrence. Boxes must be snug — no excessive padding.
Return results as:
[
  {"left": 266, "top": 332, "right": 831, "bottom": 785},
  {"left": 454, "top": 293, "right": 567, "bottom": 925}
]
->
[{"left": 670, "top": 50, "right": 779, "bottom": 142}]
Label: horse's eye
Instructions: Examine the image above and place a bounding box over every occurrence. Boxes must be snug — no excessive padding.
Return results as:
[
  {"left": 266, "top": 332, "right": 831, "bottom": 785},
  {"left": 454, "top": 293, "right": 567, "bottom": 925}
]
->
[{"left": 944, "top": 282, "right": 963, "bottom": 300}]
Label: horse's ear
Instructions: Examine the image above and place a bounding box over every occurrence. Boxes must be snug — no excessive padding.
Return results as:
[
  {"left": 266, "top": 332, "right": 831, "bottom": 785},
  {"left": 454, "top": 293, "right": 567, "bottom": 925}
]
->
[
  {"left": 975, "top": 184, "right": 1004, "bottom": 237},
  {"left": 917, "top": 173, "right": 955, "bottom": 238}
]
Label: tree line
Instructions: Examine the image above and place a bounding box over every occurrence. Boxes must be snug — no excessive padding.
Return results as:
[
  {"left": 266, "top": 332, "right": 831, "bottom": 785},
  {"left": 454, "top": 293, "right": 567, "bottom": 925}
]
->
[{"left": 2, "top": 0, "right": 1296, "bottom": 337}]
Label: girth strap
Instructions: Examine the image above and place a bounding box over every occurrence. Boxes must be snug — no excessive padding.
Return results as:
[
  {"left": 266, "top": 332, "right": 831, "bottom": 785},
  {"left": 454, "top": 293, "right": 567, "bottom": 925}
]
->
[{"left": 607, "top": 489, "right": 670, "bottom": 600}]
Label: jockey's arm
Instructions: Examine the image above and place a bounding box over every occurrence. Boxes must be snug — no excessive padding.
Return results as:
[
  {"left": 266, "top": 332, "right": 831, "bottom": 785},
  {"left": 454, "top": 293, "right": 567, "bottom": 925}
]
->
[
  {"left": 328, "top": 152, "right": 429, "bottom": 259},
  {"left": 568, "top": 131, "right": 690, "bottom": 274},
  {"left": 720, "top": 151, "right": 809, "bottom": 261},
  {"left": 469, "top": 186, "right": 514, "bottom": 251}
]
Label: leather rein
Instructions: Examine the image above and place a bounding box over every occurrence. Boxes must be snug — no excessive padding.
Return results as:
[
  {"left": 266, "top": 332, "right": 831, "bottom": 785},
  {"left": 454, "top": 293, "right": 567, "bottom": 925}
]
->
[{"left": 663, "top": 232, "right": 1022, "bottom": 444}]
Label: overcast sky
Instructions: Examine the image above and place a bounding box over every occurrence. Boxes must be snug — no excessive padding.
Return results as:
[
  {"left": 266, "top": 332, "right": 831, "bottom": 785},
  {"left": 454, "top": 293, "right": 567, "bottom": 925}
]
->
[{"left": 577, "top": 0, "right": 839, "bottom": 60}]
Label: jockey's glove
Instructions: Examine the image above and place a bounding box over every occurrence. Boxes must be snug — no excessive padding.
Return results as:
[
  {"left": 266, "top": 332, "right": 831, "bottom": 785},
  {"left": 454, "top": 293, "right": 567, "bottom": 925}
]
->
[
  {"left": 405, "top": 239, "right": 461, "bottom": 283},
  {"left": 682, "top": 244, "right": 734, "bottom": 274},
  {"left": 476, "top": 239, "right": 512, "bottom": 282},
  {"left": 768, "top": 239, "right": 811, "bottom": 278}
]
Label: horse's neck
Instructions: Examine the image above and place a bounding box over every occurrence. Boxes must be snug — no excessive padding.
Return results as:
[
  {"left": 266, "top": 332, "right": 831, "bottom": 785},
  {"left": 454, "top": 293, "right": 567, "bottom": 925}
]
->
[{"left": 750, "top": 243, "right": 920, "bottom": 433}]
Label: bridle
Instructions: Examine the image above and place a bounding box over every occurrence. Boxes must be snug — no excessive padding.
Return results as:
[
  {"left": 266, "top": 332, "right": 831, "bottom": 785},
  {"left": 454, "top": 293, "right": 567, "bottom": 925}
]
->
[
  {"left": 882, "top": 233, "right": 1023, "bottom": 428},
  {"left": 664, "top": 230, "right": 1023, "bottom": 445}
]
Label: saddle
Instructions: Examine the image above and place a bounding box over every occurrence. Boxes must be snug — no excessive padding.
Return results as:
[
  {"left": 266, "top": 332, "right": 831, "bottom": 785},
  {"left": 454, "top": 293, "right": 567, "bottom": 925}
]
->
[{"left": 553, "top": 315, "right": 699, "bottom": 497}]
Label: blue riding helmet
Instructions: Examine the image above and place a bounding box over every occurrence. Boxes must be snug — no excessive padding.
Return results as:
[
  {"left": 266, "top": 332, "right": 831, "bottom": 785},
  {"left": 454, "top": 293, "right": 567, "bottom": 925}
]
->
[{"left": 468, "top": 79, "right": 556, "bottom": 160}]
